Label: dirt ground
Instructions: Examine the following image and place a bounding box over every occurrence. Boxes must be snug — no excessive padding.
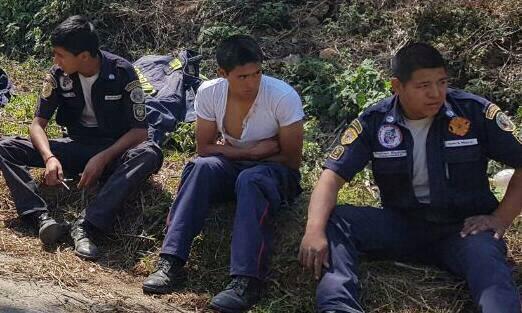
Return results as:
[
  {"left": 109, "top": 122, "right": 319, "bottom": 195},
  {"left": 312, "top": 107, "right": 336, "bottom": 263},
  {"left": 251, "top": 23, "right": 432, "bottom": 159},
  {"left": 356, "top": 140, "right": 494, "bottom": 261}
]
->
[{"left": 0, "top": 250, "right": 194, "bottom": 313}]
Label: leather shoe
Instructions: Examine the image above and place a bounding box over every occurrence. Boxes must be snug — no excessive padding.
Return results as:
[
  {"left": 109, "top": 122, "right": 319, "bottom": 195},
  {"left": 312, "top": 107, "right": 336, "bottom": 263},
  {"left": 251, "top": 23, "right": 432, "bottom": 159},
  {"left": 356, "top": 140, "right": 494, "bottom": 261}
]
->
[
  {"left": 24, "top": 211, "right": 65, "bottom": 245},
  {"left": 209, "top": 276, "right": 262, "bottom": 313},
  {"left": 142, "top": 254, "right": 185, "bottom": 294},
  {"left": 71, "top": 218, "right": 98, "bottom": 260}
]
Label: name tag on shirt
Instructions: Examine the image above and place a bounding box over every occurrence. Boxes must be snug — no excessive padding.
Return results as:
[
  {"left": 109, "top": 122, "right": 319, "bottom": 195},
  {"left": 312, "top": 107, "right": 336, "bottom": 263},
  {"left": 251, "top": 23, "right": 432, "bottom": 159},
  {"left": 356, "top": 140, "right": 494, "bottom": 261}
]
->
[
  {"left": 62, "top": 92, "right": 76, "bottom": 98},
  {"left": 105, "top": 94, "right": 122, "bottom": 101},
  {"left": 373, "top": 150, "right": 407, "bottom": 158},
  {"left": 444, "top": 138, "right": 478, "bottom": 148}
]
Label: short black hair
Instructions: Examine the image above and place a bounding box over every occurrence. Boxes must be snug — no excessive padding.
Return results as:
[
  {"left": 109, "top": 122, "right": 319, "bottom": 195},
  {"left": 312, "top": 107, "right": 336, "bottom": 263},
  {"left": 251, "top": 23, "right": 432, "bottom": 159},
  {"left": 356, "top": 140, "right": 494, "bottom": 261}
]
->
[
  {"left": 391, "top": 42, "right": 446, "bottom": 82},
  {"left": 216, "top": 35, "right": 263, "bottom": 73},
  {"left": 51, "top": 15, "right": 99, "bottom": 57}
]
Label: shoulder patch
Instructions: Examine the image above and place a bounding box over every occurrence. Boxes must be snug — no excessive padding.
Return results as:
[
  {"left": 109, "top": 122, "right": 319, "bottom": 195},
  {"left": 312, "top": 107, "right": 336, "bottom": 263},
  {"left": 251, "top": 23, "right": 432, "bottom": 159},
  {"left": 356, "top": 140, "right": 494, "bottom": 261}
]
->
[
  {"left": 329, "top": 145, "right": 345, "bottom": 160},
  {"left": 496, "top": 112, "right": 515, "bottom": 132},
  {"left": 349, "top": 119, "right": 363, "bottom": 134},
  {"left": 130, "top": 87, "right": 145, "bottom": 103},
  {"left": 133, "top": 103, "right": 146, "bottom": 121},
  {"left": 341, "top": 127, "right": 359, "bottom": 145},
  {"left": 515, "top": 128, "right": 522, "bottom": 145},
  {"left": 125, "top": 80, "right": 142, "bottom": 92},
  {"left": 41, "top": 74, "right": 57, "bottom": 99},
  {"left": 485, "top": 103, "right": 501, "bottom": 120}
]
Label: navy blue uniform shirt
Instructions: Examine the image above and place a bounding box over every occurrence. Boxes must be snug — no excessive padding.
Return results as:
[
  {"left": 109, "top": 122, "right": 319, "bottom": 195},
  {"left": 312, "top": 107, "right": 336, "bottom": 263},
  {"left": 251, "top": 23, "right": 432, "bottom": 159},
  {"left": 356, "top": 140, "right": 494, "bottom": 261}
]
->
[
  {"left": 36, "top": 50, "right": 147, "bottom": 142},
  {"left": 325, "top": 88, "right": 522, "bottom": 223}
]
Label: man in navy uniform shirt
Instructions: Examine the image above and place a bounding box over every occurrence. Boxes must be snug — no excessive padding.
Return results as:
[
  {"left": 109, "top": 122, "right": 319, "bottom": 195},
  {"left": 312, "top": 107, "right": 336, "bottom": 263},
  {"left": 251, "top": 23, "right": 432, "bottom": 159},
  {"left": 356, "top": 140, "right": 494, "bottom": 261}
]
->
[
  {"left": 0, "top": 16, "right": 162, "bottom": 260},
  {"left": 299, "top": 43, "right": 522, "bottom": 313}
]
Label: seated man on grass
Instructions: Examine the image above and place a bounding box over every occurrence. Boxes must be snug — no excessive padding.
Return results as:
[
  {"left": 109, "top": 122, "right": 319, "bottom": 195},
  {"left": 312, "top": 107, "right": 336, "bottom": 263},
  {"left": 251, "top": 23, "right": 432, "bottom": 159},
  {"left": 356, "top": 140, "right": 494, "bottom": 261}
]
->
[
  {"left": 299, "top": 42, "right": 522, "bottom": 313},
  {"left": 143, "top": 35, "right": 304, "bottom": 313},
  {"left": 0, "top": 16, "right": 162, "bottom": 260}
]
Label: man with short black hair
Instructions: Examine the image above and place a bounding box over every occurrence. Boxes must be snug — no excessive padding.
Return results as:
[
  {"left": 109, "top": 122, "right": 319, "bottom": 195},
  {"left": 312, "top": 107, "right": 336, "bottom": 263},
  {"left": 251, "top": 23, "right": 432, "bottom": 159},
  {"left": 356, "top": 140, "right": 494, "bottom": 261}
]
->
[
  {"left": 0, "top": 15, "right": 163, "bottom": 260},
  {"left": 299, "top": 42, "right": 522, "bottom": 313},
  {"left": 143, "top": 35, "right": 304, "bottom": 313}
]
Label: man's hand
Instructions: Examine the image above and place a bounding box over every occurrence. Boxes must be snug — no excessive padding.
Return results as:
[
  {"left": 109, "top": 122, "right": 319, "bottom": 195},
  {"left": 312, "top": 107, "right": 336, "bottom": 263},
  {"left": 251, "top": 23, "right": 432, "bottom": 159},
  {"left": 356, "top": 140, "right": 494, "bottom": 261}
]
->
[
  {"left": 77, "top": 152, "right": 109, "bottom": 189},
  {"left": 44, "top": 157, "right": 64, "bottom": 186},
  {"left": 248, "top": 138, "right": 280, "bottom": 160},
  {"left": 298, "top": 230, "right": 330, "bottom": 280},
  {"left": 460, "top": 215, "right": 509, "bottom": 239}
]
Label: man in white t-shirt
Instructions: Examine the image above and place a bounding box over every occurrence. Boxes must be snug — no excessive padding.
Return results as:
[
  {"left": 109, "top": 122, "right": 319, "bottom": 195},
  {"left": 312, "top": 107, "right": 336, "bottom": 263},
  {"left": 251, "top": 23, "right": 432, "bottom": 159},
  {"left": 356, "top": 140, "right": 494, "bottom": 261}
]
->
[{"left": 143, "top": 35, "right": 305, "bottom": 312}]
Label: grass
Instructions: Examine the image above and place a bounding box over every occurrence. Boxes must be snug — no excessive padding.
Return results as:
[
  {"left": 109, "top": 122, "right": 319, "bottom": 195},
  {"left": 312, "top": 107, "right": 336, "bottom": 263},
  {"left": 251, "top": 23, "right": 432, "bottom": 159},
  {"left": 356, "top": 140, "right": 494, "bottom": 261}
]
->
[{"left": 0, "top": 56, "right": 520, "bottom": 313}]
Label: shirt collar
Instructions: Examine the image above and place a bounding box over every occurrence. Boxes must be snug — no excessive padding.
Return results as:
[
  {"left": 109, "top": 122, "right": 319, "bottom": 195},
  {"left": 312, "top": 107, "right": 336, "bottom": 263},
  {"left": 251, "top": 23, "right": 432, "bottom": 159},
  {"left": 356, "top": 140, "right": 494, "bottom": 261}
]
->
[
  {"left": 383, "top": 95, "right": 456, "bottom": 125},
  {"left": 98, "top": 50, "right": 116, "bottom": 81}
]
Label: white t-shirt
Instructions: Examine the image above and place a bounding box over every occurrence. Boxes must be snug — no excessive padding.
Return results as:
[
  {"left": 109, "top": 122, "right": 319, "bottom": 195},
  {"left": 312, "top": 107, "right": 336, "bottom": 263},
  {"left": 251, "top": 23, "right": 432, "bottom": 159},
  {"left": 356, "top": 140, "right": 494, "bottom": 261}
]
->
[
  {"left": 404, "top": 116, "right": 434, "bottom": 204},
  {"left": 195, "top": 75, "right": 304, "bottom": 148},
  {"left": 79, "top": 72, "right": 99, "bottom": 127}
]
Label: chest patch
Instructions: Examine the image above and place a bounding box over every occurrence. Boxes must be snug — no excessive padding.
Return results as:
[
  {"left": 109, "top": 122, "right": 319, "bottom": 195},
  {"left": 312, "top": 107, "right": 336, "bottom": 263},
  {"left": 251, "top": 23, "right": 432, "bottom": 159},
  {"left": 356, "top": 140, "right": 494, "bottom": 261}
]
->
[
  {"left": 105, "top": 94, "right": 122, "bottom": 101},
  {"left": 378, "top": 124, "right": 402, "bottom": 149},
  {"left": 373, "top": 150, "right": 407, "bottom": 158},
  {"left": 448, "top": 117, "right": 471, "bottom": 136},
  {"left": 444, "top": 138, "right": 478, "bottom": 148}
]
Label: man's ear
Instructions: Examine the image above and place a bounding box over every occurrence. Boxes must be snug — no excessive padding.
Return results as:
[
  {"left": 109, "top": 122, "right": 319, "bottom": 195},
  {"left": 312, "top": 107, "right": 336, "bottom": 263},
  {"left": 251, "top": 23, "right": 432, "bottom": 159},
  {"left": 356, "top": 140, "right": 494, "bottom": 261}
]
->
[
  {"left": 78, "top": 51, "right": 91, "bottom": 61},
  {"left": 391, "top": 77, "right": 401, "bottom": 94},
  {"left": 217, "top": 68, "right": 227, "bottom": 78}
]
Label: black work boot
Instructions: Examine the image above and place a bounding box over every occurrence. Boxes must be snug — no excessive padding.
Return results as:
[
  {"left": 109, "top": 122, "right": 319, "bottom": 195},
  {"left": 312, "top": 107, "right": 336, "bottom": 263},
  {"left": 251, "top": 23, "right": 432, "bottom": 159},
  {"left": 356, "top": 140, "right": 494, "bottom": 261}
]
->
[
  {"left": 142, "top": 254, "right": 186, "bottom": 294},
  {"left": 209, "top": 276, "right": 262, "bottom": 313},
  {"left": 70, "top": 218, "right": 98, "bottom": 260},
  {"left": 23, "top": 211, "right": 65, "bottom": 245}
]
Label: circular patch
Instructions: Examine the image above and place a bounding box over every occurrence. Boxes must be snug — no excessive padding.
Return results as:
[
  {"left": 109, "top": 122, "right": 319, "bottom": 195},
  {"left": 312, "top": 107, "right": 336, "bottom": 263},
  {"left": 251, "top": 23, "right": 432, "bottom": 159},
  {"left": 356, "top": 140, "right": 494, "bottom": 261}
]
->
[
  {"left": 130, "top": 87, "right": 145, "bottom": 103},
  {"left": 385, "top": 115, "right": 394, "bottom": 123},
  {"left": 341, "top": 127, "right": 358, "bottom": 145},
  {"left": 378, "top": 125, "right": 403, "bottom": 149},
  {"left": 329, "top": 145, "right": 345, "bottom": 160},
  {"left": 448, "top": 117, "right": 471, "bottom": 137},
  {"left": 496, "top": 112, "right": 515, "bottom": 132},
  {"left": 59, "top": 75, "right": 73, "bottom": 91}
]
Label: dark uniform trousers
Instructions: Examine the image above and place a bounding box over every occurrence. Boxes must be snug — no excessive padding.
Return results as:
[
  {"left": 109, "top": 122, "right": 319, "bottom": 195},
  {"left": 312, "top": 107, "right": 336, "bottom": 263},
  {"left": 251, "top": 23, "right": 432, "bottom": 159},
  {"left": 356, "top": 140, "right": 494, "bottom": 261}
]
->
[
  {"left": 317, "top": 205, "right": 521, "bottom": 313},
  {"left": 0, "top": 136, "right": 163, "bottom": 232},
  {"left": 160, "top": 156, "right": 301, "bottom": 280}
]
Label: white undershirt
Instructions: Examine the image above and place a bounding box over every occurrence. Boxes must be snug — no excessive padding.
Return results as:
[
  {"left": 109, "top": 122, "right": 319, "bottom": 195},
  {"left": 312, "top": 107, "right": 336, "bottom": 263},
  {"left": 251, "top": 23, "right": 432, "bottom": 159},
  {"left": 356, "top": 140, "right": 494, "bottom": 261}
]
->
[
  {"left": 79, "top": 73, "right": 99, "bottom": 127},
  {"left": 404, "top": 116, "right": 434, "bottom": 204},
  {"left": 195, "top": 75, "right": 304, "bottom": 148}
]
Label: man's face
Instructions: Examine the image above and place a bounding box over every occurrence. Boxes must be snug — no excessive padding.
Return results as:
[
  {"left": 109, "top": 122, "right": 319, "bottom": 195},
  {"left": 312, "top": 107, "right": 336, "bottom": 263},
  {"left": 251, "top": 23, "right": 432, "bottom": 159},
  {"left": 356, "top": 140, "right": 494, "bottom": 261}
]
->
[
  {"left": 392, "top": 67, "right": 448, "bottom": 120},
  {"left": 220, "top": 62, "right": 262, "bottom": 98},
  {"left": 52, "top": 46, "right": 84, "bottom": 75}
]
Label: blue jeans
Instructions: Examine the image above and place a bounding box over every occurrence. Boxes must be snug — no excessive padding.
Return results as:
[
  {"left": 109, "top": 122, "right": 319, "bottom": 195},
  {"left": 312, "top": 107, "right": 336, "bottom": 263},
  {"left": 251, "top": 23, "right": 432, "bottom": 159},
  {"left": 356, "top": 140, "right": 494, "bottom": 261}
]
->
[{"left": 317, "top": 205, "right": 521, "bottom": 313}]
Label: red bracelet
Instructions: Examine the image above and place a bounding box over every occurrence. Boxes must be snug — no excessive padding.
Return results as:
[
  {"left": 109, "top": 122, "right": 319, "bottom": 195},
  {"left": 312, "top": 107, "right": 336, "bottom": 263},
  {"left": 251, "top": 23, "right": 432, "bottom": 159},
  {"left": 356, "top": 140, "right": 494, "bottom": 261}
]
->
[{"left": 44, "top": 155, "right": 57, "bottom": 164}]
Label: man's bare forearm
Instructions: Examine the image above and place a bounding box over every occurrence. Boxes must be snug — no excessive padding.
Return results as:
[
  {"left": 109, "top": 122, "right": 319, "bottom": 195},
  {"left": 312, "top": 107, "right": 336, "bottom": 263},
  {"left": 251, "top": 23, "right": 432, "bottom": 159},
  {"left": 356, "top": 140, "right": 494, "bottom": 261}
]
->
[
  {"left": 493, "top": 168, "right": 522, "bottom": 226},
  {"left": 197, "top": 143, "right": 250, "bottom": 160},
  {"left": 305, "top": 170, "right": 345, "bottom": 234},
  {"left": 29, "top": 118, "right": 53, "bottom": 161},
  {"left": 261, "top": 153, "right": 300, "bottom": 170}
]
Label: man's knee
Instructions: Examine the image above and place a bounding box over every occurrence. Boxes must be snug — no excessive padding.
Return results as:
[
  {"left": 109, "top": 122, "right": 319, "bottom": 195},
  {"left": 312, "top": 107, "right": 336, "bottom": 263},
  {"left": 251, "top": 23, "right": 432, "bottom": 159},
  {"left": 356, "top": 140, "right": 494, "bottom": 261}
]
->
[{"left": 457, "top": 232, "right": 507, "bottom": 263}]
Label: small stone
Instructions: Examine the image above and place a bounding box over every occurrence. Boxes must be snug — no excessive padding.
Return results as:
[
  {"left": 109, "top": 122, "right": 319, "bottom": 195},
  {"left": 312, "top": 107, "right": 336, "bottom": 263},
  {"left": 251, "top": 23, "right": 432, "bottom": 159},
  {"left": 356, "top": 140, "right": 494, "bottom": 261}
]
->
[
  {"left": 319, "top": 48, "right": 339, "bottom": 60},
  {"left": 282, "top": 54, "right": 302, "bottom": 65}
]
